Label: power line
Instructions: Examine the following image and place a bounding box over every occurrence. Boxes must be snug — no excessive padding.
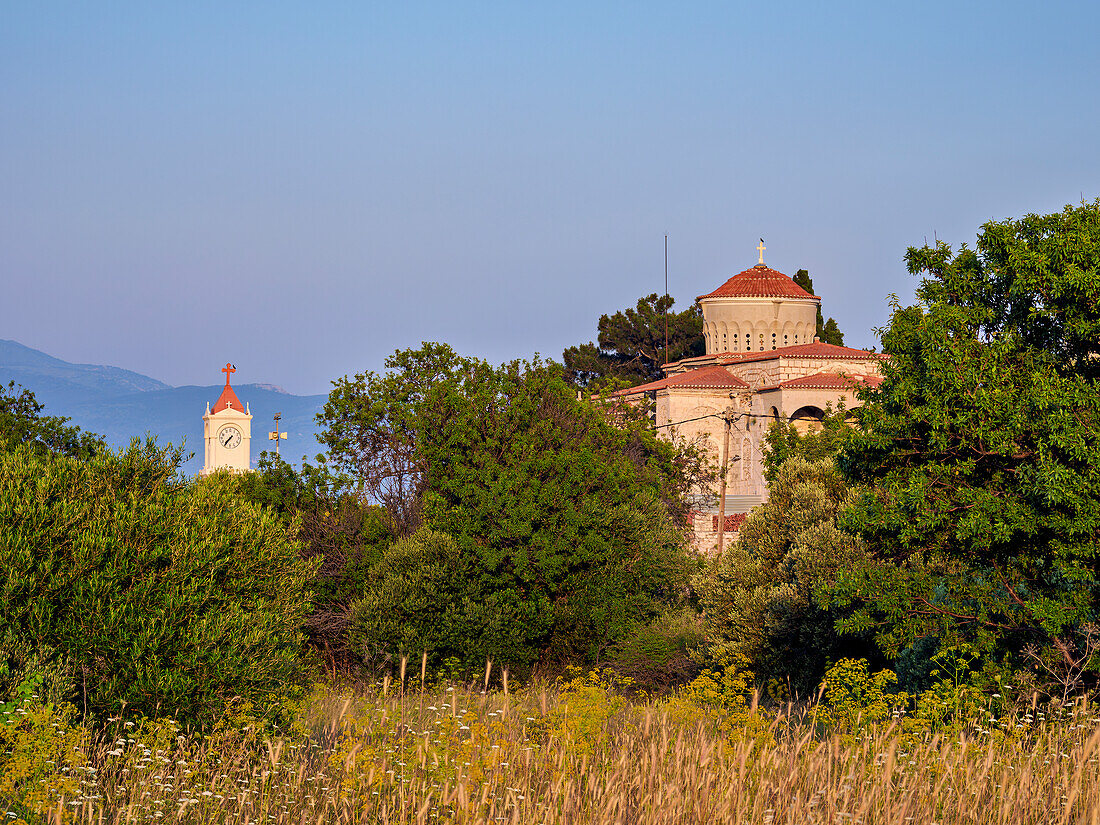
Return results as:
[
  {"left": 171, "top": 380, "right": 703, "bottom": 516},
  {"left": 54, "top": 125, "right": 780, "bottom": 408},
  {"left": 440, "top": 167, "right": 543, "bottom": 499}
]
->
[{"left": 653, "top": 409, "right": 796, "bottom": 430}]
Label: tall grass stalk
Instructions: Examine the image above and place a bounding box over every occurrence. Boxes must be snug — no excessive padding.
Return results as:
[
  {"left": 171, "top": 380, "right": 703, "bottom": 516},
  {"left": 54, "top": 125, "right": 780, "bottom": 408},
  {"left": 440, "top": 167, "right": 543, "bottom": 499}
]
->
[{"left": 10, "top": 682, "right": 1100, "bottom": 824}]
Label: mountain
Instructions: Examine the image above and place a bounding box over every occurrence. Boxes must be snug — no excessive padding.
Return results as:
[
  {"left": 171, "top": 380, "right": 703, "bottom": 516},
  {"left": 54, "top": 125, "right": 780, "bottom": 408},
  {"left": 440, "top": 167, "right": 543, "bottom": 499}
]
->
[{"left": 0, "top": 339, "right": 327, "bottom": 476}]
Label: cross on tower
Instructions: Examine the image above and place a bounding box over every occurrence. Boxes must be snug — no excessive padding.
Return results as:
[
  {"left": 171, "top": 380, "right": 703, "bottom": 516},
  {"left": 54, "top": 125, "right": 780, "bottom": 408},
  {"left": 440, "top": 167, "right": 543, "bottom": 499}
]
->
[
  {"left": 221, "top": 363, "right": 236, "bottom": 387},
  {"left": 757, "top": 239, "right": 766, "bottom": 266}
]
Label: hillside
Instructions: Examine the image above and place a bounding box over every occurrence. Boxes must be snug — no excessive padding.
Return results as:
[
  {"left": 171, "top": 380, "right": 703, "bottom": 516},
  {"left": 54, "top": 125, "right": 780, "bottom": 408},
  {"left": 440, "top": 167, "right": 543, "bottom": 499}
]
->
[{"left": 0, "top": 339, "right": 327, "bottom": 475}]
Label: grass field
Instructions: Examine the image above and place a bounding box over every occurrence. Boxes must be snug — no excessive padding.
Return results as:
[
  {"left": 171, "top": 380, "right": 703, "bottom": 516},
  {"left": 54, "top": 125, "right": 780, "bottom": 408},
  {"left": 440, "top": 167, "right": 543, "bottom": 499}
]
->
[{"left": 5, "top": 671, "right": 1100, "bottom": 825}]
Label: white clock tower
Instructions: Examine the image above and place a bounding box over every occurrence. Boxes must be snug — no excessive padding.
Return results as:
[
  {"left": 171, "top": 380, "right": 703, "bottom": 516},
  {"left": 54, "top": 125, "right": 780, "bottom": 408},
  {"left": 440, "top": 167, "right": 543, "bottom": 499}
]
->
[{"left": 200, "top": 363, "right": 253, "bottom": 475}]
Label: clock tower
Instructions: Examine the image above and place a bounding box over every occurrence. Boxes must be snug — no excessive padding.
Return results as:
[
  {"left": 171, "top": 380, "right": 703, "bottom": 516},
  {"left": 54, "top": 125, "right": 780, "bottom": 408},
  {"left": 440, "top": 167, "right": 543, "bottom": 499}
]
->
[{"left": 201, "top": 363, "right": 253, "bottom": 475}]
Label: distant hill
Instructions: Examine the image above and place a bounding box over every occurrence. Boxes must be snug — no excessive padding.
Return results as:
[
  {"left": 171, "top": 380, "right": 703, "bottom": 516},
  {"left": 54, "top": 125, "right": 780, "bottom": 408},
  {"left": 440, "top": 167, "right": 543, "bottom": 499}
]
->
[{"left": 0, "top": 339, "right": 327, "bottom": 476}]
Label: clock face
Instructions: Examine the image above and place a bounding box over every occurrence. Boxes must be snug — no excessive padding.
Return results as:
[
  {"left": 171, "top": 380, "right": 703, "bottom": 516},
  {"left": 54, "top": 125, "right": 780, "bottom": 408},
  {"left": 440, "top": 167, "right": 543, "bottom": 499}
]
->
[{"left": 219, "top": 425, "right": 243, "bottom": 449}]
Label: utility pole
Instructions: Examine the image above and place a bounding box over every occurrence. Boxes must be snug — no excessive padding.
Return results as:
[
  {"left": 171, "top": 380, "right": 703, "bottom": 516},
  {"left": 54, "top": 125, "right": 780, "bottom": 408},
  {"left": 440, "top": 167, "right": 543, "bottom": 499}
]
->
[
  {"left": 268, "top": 412, "right": 287, "bottom": 456},
  {"left": 716, "top": 407, "right": 734, "bottom": 555}
]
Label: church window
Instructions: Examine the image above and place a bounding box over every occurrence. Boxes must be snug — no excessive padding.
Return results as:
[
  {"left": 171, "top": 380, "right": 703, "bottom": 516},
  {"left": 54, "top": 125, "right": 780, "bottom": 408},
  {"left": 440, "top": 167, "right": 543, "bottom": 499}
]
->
[
  {"left": 745, "top": 334, "right": 750, "bottom": 350},
  {"left": 722, "top": 331, "right": 727, "bottom": 351},
  {"left": 784, "top": 333, "right": 788, "bottom": 345},
  {"left": 758, "top": 334, "right": 764, "bottom": 352},
  {"left": 771, "top": 332, "right": 777, "bottom": 350}
]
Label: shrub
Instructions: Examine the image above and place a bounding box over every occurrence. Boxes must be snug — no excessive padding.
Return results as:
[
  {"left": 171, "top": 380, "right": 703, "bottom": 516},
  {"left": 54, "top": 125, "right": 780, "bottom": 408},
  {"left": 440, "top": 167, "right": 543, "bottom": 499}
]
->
[{"left": 0, "top": 442, "right": 318, "bottom": 727}]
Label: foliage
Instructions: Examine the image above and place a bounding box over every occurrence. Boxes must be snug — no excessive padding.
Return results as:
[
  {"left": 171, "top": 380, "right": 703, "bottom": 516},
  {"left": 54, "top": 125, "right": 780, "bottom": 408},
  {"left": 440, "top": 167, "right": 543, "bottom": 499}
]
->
[
  {"left": 348, "top": 529, "right": 472, "bottom": 663},
  {"left": 232, "top": 451, "right": 396, "bottom": 659},
  {"left": 415, "top": 358, "right": 698, "bottom": 668},
  {"left": 562, "top": 293, "right": 704, "bottom": 389},
  {"left": 832, "top": 201, "right": 1100, "bottom": 692},
  {"left": 604, "top": 608, "right": 704, "bottom": 693},
  {"left": 694, "top": 458, "right": 876, "bottom": 696},
  {"left": 0, "top": 381, "right": 105, "bottom": 460},
  {"left": 817, "top": 658, "right": 907, "bottom": 733},
  {"left": 317, "top": 343, "right": 470, "bottom": 535},
  {"left": 8, "top": 677, "right": 1100, "bottom": 824},
  {"left": 0, "top": 694, "right": 88, "bottom": 824},
  {"left": 0, "top": 441, "right": 318, "bottom": 727},
  {"left": 330, "top": 347, "right": 702, "bottom": 671},
  {"left": 792, "top": 270, "right": 845, "bottom": 346},
  {"left": 761, "top": 403, "right": 854, "bottom": 483},
  {"left": 668, "top": 652, "right": 774, "bottom": 743}
]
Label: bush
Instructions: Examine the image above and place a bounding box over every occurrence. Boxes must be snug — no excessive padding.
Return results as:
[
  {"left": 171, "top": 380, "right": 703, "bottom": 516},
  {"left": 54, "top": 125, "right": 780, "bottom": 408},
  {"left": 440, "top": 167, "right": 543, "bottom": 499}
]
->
[{"left": 0, "top": 442, "right": 318, "bottom": 727}]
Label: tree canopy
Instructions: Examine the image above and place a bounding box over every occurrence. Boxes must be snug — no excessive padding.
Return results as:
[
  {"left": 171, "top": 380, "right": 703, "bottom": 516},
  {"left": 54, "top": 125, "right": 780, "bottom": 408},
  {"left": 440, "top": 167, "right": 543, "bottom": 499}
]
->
[
  {"left": 320, "top": 346, "right": 704, "bottom": 670},
  {"left": 563, "top": 293, "right": 704, "bottom": 389},
  {"left": 830, "top": 201, "right": 1100, "bottom": 692},
  {"left": 0, "top": 381, "right": 106, "bottom": 460}
]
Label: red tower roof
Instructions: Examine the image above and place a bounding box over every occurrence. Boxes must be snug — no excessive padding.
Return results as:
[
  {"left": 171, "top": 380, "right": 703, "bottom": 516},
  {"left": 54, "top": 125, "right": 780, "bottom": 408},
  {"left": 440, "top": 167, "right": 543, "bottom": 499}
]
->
[
  {"left": 211, "top": 362, "right": 244, "bottom": 413},
  {"left": 697, "top": 264, "right": 819, "bottom": 301},
  {"left": 212, "top": 385, "right": 244, "bottom": 414}
]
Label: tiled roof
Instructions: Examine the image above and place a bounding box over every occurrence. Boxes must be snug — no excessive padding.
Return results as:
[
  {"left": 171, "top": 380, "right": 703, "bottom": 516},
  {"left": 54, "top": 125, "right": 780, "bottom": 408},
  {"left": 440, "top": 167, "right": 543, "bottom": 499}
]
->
[
  {"left": 613, "top": 365, "right": 750, "bottom": 396},
  {"left": 669, "top": 342, "right": 883, "bottom": 370},
  {"left": 211, "top": 384, "right": 245, "bottom": 414},
  {"left": 697, "top": 264, "right": 819, "bottom": 301},
  {"left": 760, "top": 372, "right": 885, "bottom": 391}
]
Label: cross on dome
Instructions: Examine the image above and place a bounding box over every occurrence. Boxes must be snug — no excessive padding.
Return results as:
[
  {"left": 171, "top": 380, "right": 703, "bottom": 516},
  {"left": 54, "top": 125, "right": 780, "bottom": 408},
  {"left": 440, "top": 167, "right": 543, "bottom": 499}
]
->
[
  {"left": 222, "top": 363, "right": 236, "bottom": 387},
  {"left": 756, "top": 239, "right": 766, "bottom": 266}
]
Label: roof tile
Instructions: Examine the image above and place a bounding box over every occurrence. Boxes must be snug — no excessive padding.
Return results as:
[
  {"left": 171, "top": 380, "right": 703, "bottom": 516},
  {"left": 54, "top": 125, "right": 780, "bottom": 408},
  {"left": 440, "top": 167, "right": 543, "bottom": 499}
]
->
[{"left": 697, "top": 264, "right": 819, "bottom": 301}]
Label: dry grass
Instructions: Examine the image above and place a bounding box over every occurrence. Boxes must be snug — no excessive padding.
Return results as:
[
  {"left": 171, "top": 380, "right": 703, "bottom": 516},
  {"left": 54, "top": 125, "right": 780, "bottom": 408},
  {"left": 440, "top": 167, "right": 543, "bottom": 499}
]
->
[{"left": 10, "top": 678, "right": 1100, "bottom": 825}]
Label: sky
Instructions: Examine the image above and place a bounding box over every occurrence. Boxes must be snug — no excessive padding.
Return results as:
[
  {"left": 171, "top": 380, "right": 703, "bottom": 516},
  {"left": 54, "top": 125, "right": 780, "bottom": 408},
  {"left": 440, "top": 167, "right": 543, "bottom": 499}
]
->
[{"left": 3, "top": 1, "right": 1100, "bottom": 396}]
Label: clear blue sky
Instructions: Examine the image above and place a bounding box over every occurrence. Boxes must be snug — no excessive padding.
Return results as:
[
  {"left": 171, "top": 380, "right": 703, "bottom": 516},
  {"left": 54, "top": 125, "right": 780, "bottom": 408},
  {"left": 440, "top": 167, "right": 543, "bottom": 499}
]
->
[{"left": 3, "top": 1, "right": 1099, "bottom": 395}]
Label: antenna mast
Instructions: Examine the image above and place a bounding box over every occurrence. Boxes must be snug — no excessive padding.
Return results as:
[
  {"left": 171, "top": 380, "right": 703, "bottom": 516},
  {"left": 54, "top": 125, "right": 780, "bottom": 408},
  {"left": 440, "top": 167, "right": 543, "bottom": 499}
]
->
[{"left": 664, "top": 234, "right": 669, "bottom": 366}]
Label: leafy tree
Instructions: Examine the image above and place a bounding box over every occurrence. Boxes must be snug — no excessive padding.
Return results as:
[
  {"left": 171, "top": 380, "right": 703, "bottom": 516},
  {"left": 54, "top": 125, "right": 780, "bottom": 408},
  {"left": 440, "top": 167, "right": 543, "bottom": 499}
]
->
[
  {"left": 0, "top": 441, "right": 317, "bottom": 726},
  {"left": 326, "top": 346, "right": 704, "bottom": 670},
  {"left": 316, "top": 343, "right": 470, "bottom": 535},
  {"left": 792, "top": 270, "right": 845, "bottom": 346},
  {"left": 830, "top": 201, "right": 1100, "bottom": 691},
  {"left": 232, "top": 452, "right": 395, "bottom": 662},
  {"left": 761, "top": 404, "right": 855, "bottom": 482},
  {"left": 0, "top": 381, "right": 105, "bottom": 460},
  {"left": 694, "top": 457, "right": 875, "bottom": 696},
  {"left": 563, "top": 293, "right": 704, "bottom": 389}
]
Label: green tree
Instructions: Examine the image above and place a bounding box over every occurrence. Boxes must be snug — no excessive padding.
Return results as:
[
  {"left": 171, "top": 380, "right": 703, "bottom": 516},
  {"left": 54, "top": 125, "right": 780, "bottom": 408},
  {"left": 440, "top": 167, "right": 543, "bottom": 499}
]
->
[
  {"left": 761, "top": 404, "right": 855, "bottom": 482},
  {"left": 316, "top": 343, "right": 471, "bottom": 535},
  {"left": 0, "top": 382, "right": 105, "bottom": 460},
  {"left": 324, "top": 346, "right": 704, "bottom": 670},
  {"left": 0, "top": 442, "right": 317, "bottom": 726},
  {"left": 831, "top": 201, "right": 1100, "bottom": 691},
  {"left": 232, "top": 452, "right": 395, "bottom": 659},
  {"left": 563, "top": 293, "right": 704, "bottom": 389},
  {"left": 695, "top": 457, "right": 875, "bottom": 696},
  {"left": 792, "top": 270, "right": 845, "bottom": 346}
]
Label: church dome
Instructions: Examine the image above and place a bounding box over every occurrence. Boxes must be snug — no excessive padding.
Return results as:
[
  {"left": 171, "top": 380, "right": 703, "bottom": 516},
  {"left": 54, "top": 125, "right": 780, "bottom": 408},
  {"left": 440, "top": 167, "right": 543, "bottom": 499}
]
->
[{"left": 697, "top": 264, "right": 819, "bottom": 301}]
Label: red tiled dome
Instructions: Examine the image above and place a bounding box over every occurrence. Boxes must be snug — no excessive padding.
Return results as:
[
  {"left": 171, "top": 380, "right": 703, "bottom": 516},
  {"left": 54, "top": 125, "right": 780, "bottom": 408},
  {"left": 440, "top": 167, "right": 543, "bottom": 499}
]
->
[{"left": 697, "top": 264, "right": 819, "bottom": 301}]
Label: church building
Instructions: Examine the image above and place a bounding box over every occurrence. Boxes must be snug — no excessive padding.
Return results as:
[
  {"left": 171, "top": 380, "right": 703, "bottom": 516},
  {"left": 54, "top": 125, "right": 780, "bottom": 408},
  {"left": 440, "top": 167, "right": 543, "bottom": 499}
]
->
[
  {"left": 614, "top": 246, "right": 883, "bottom": 552},
  {"left": 200, "top": 363, "right": 253, "bottom": 475}
]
